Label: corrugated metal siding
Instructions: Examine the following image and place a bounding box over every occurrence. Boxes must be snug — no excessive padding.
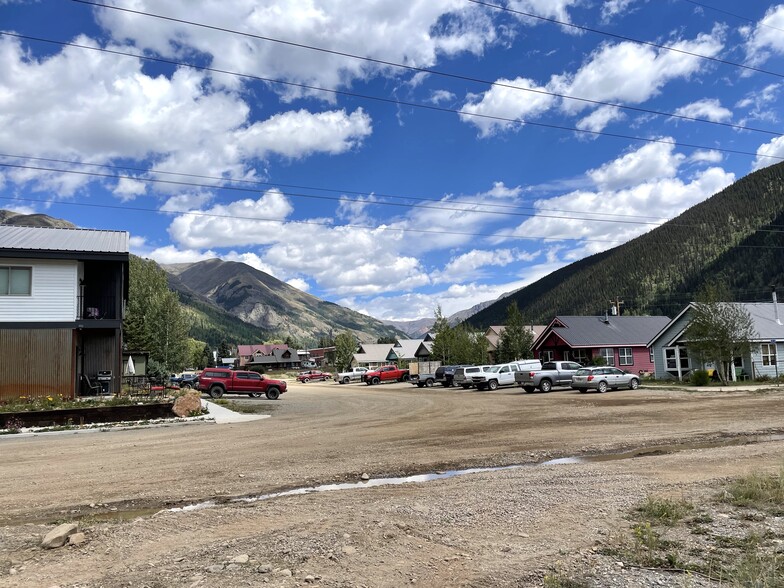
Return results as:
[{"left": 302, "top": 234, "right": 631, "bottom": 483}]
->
[
  {"left": 0, "top": 259, "right": 77, "bottom": 322},
  {"left": 82, "top": 330, "right": 121, "bottom": 393},
  {"left": 0, "top": 226, "right": 128, "bottom": 253},
  {"left": 0, "top": 329, "right": 74, "bottom": 401}
]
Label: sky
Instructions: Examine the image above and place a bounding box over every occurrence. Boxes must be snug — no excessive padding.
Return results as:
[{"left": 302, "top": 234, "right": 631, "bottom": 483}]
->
[{"left": 1, "top": 0, "right": 784, "bottom": 322}]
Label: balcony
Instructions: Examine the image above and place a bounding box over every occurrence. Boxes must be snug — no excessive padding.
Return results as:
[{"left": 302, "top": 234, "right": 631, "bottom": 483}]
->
[{"left": 78, "top": 295, "right": 118, "bottom": 320}]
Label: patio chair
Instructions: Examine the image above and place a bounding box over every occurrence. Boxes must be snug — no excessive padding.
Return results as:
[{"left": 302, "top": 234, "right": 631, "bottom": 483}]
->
[{"left": 80, "top": 374, "right": 102, "bottom": 396}]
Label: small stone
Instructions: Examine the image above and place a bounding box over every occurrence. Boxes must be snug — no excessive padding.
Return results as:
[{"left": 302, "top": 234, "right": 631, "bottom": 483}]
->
[
  {"left": 518, "top": 533, "right": 530, "bottom": 538},
  {"left": 231, "top": 554, "right": 249, "bottom": 564},
  {"left": 304, "top": 575, "right": 316, "bottom": 583},
  {"left": 238, "top": 474, "right": 245, "bottom": 478},
  {"left": 275, "top": 568, "right": 293, "bottom": 577},
  {"left": 342, "top": 546, "right": 357, "bottom": 555},
  {"left": 42, "top": 523, "right": 78, "bottom": 549},
  {"left": 256, "top": 564, "right": 273, "bottom": 574},
  {"left": 360, "top": 473, "right": 370, "bottom": 481},
  {"left": 206, "top": 565, "right": 224, "bottom": 573},
  {"left": 68, "top": 532, "right": 86, "bottom": 546},
  {"left": 9, "top": 569, "right": 17, "bottom": 575},
  {"left": 226, "top": 564, "right": 241, "bottom": 571},
  {"left": 615, "top": 561, "right": 624, "bottom": 568}
]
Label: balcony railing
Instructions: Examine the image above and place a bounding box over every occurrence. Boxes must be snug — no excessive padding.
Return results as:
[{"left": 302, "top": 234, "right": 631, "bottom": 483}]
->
[{"left": 78, "top": 295, "right": 118, "bottom": 320}]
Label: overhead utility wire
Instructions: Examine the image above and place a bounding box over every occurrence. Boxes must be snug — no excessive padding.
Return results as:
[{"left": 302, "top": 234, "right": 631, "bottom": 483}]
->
[
  {"left": 466, "top": 0, "right": 784, "bottom": 79},
  {"left": 5, "top": 33, "right": 783, "bottom": 164},
  {"left": 0, "top": 152, "right": 667, "bottom": 222},
  {"left": 5, "top": 161, "right": 784, "bottom": 238},
  {"left": 682, "top": 0, "right": 784, "bottom": 33},
  {"left": 66, "top": 2, "right": 782, "bottom": 137}
]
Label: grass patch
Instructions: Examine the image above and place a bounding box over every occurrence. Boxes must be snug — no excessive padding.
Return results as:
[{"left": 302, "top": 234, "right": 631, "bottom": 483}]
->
[
  {"left": 636, "top": 496, "right": 693, "bottom": 526},
  {"left": 213, "top": 399, "right": 277, "bottom": 414},
  {"left": 543, "top": 571, "right": 592, "bottom": 588},
  {"left": 727, "top": 552, "right": 784, "bottom": 587},
  {"left": 720, "top": 468, "right": 784, "bottom": 515}
]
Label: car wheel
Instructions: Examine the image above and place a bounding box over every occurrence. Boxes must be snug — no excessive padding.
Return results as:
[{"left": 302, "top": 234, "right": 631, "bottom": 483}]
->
[
  {"left": 629, "top": 378, "right": 640, "bottom": 390},
  {"left": 417, "top": 383, "right": 425, "bottom": 388},
  {"left": 425, "top": 378, "right": 435, "bottom": 387},
  {"left": 209, "top": 386, "right": 224, "bottom": 399},
  {"left": 597, "top": 381, "right": 608, "bottom": 393},
  {"left": 249, "top": 392, "right": 262, "bottom": 398},
  {"left": 371, "top": 377, "right": 380, "bottom": 385},
  {"left": 342, "top": 376, "right": 350, "bottom": 384},
  {"left": 181, "top": 382, "right": 192, "bottom": 390},
  {"left": 539, "top": 379, "right": 552, "bottom": 393},
  {"left": 302, "top": 377, "right": 309, "bottom": 383},
  {"left": 265, "top": 387, "right": 280, "bottom": 400},
  {"left": 401, "top": 374, "right": 410, "bottom": 382},
  {"left": 523, "top": 386, "right": 535, "bottom": 394},
  {"left": 461, "top": 385, "right": 471, "bottom": 390},
  {"left": 487, "top": 380, "right": 498, "bottom": 391}
]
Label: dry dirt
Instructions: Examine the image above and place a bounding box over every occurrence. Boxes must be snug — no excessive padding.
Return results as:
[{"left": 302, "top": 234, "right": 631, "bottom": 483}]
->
[{"left": 1, "top": 381, "right": 784, "bottom": 587}]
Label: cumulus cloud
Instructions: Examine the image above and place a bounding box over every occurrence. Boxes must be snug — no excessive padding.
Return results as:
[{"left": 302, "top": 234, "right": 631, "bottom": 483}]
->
[
  {"left": 688, "top": 150, "right": 723, "bottom": 164},
  {"left": 95, "top": 0, "right": 501, "bottom": 98},
  {"left": 506, "top": 0, "right": 581, "bottom": 25},
  {"left": 429, "top": 89, "right": 456, "bottom": 104},
  {"left": 431, "top": 248, "right": 541, "bottom": 284},
  {"left": 287, "top": 278, "right": 311, "bottom": 292},
  {"left": 752, "top": 136, "right": 784, "bottom": 170},
  {"left": 588, "top": 141, "right": 683, "bottom": 190},
  {"left": 672, "top": 98, "right": 732, "bottom": 123},
  {"left": 113, "top": 177, "right": 147, "bottom": 201},
  {"left": 742, "top": 5, "right": 784, "bottom": 66},
  {"left": 600, "top": 0, "right": 642, "bottom": 22},
  {"left": 460, "top": 77, "right": 555, "bottom": 136},
  {"left": 576, "top": 105, "right": 626, "bottom": 134}
]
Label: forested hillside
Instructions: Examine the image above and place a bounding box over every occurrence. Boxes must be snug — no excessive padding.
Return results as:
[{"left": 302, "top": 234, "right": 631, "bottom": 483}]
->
[{"left": 469, "top": 162, "right": 784, "bottom": 326}]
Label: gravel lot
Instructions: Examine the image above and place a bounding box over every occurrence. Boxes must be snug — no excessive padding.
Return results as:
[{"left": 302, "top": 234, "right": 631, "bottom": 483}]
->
[{"left": 1, "top": 381, "right": 783, "bottom": 587}]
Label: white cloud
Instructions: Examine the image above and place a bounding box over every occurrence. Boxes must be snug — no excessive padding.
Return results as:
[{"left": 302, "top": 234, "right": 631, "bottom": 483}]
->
[
  {"left": 335, "top": 194, "right": 377, "bottom": 224},
  {"left": 287, "top": 278, "right": 311, "bottom": 292},
  {"left": 113, "top": 177, "right": 147, "bottom": 201},
  {"left": 432, "top": 248, "right": 541, "bottom": 284},
  {"left": 588, "top": 141, "right": 683, "bottom": 190},
  {"left": 743, "top": 5, "right": 784, "bottom": 66},
  {"left": 673, "top": 98, "right": 732, "bottom": 123},
  {"left": 752, "top": 136, "right": 784, "bottom": 170},
  {"left": 576, "top": 105, "right": 626, "bottom": 134},
  {"left": 460, "top": 77, "right": 555, "bottom": 137},
  {"left": 160, "top": 192, "right": 215, "bottom": 212},
  {"left": 735, "top": 83, "right": 781, "bottom": 125},
  {"left": 688, "top": 150, "right": 723, "bottom": 164},
  {"left": 600, "top": 0, "right": 642, "bottom": 22},
  {"left": 429, "top": 89, "right": 456, "bottom": 104},
  {"left": 506, "top": 0, "right": 581, "bottom": 24},
  {"left": 95, "top": 0, "right": 501, "bottom": 99}
]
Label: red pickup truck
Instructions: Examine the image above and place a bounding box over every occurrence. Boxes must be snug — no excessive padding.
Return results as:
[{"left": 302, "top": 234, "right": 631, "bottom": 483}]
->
[
  {"left": 362, "top": 365, "right": 410, "bottom": 385},
  {"left": 197, "top": 368, "right": 287, "bottom": 400}
]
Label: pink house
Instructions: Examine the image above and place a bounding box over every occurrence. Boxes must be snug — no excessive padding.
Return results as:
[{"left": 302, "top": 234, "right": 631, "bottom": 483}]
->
[{"left": 532, "top": 315, "right": 670, "bottom": 373}]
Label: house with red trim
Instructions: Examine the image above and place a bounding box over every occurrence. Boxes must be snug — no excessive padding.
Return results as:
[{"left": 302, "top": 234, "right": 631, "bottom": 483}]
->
[
  {"left": 237, "top": 344, "right": 300, "bottom": 369},
  {"left": 532, "top": 315, "right": 670, "bottom": 372}
]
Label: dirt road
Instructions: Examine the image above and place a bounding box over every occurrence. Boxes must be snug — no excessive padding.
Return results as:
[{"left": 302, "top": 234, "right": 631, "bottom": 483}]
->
[{"left": 1, "top": 382, "right": 783, "bottom": 587}]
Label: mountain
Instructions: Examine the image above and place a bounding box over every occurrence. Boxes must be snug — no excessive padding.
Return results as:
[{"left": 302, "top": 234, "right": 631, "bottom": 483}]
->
[
  {"left": 468, "top": 162, "right": 784, "bottom": 327},
  {"left": 0, "top": 210, "right": 76, "bottom": 228},
  {"left": 164, "top": 258, "right": 406, "bottom": 345},
  {"left": 381, "top": 317, "right": 435, "bottom": 338}
]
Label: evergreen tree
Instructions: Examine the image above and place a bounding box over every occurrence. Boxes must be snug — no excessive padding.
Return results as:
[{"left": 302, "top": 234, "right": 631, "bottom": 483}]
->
[
  {"left": 217, "top": 340, "right": 232, "bottom": 361},
  {"left": 334, "top": 331, "right": 357, "bottom": 371},
  {"left": 496, "top": 302, "right": 534, "bottom": 362},
  {"left": 430, "top": 306, "right": 454, "bottom": 363}
]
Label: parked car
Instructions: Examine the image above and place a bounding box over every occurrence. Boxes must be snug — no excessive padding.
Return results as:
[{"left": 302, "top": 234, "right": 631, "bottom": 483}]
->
[
  {"left": 516, "top": 361, "right": 582, "bottom": 393},
  {"left": 297, "top": 370, "right": 331, "bottom": 383},
  {"left": 410, "top": 373, "right": 436, "bottom": 388},
  {"left": 177, "top": 373, "right": 200, "bottom": 389},
  {"left": 471, "top": 360, "right": 542, "bottom": 391},
  {"left": 197, "top": 368, "right": 287, "bottom": 399},
  {"left": 362, "top": 365, "right": 409, "bottom": 385},
  {"left": 435, "top": 365, "right": 468, "bottom": 387},
  {"left": 335, "top": 367, "right": 369, "bottom": 384},
  {"left": 453, "top": 366, "right": 491, "bottom": 389},
  {"left": 571, "top": 367, "right": 640, "bottom": 393}
]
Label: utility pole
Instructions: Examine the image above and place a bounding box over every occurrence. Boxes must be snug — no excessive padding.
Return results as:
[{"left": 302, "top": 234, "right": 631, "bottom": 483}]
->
[{"left": 609, "top": 298, "right": 624, "bottom": 316}]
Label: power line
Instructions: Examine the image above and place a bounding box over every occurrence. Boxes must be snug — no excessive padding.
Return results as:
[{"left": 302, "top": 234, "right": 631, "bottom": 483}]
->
[
  {"left": 0, "top": 152, "right": 669, "bottom": 222},
  {"left": 4, "top": 32, "right": 783, "bottom": 164},
  {"left": 466, "top": 0, "right": 784, "bottom": 79},
  {"left": 63, "top": 2, "right": 783, "bottom": 137},
  {"left": 3, "top": 161, "right": 784, "bottom": 245},
  {"left": 682, "top": 0, "right": 784, "bottom": 33}
]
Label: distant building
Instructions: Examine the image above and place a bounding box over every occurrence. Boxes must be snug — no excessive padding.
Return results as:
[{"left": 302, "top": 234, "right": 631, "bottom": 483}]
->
[{"left": 238, "top": 344, "right": 300, "bottom": 370}]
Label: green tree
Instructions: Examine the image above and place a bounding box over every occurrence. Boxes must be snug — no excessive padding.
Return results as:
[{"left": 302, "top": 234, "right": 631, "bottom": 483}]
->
[
  {"left": 430, "top": 306, "right": 455, "bottom": 363},
  {"left": 377, "top": 336, "right": 397, "bottom": 344},
  {"left": 217, "top": 340, "right": 232, "bottom": 361},
  {"left": 334, "top": 331, "right": 357, "bottom": 371},
  {"left": 123, "top": 256, "right": 191, "bottom": 372},
  {"left": 202, "top": 343, "right": 215, "bottom": 368},
  {"left": 185, "top": 338, "right": 207, "bottom": 369},
  {"left": 450, "top": 324, "right": 488, "bottom": 365},
  {"left": 496, "top": 302, "right": 534, "bottom": 363},
  {"left": 684, "top": 283, "right": 756, "bottom": 383}
]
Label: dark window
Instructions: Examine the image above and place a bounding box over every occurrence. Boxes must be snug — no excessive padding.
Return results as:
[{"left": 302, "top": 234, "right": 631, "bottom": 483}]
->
[{"left": 542, "top": 362, "right": 556, "bottom": 370}]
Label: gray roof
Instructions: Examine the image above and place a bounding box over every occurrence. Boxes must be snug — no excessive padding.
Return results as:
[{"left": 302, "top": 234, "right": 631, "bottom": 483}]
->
[
  {"left": 737, "top": 303, "right": 784, "bottom": 340},
  {"left": 545, "top": 315, "right": 671, "bottom": 348},
  {"left": 0, "top": 225, "right": 129, "bottom": 254}
]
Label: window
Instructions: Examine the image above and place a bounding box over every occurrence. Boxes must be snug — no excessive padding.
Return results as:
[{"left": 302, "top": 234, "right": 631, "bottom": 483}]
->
[
  {"left": 619, "top": 347, "right": 633, "bottom": 366},
  {"left": 664, "top": 347, "right": 689, "bottom": 371},
  {"left": 649, "top": 348, "right": 654, "bottom": 363},
  {"left": 598, "top": 348, "right": 615, "bottom": 366},
  {"left": 0, "top": 266, "right": 32, "bottom": 296},
  {"left": 761, "top": 343, "right": 777, "bottom": 366},
  {"left": 541, "top": 350, "right": 554, "bottom": 362},
  {"left": 572, "top": 349, "right": 590, "bottom": 365},
  {"left": 562, "top": 350, "right": 570, "bottom": 361}
]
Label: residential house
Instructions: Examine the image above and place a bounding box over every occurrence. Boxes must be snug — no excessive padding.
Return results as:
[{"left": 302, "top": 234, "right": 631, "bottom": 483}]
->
[
  {"left": 0, "top": 225, "right": 129, "bottom": 401},
  {"left": 388, "top": 338, "right": 433, "bottom": 363},
  {"left": 485, "top": 324, "right": 546, "bottom": 363},
  {"left": 307, "top": 346, "right": 336, "bottom": 367},
  {"left": 648, "top": 301, "right": 784, "bottom": 381},
  {"left": 533, "top": 315, "right": 670, "bottom": 373},
  {"left": 238, "top": 344, "right": 300, "bottom": 370},
  {"left": 352, "top": 343, "right": 394, "bottom": 368}
]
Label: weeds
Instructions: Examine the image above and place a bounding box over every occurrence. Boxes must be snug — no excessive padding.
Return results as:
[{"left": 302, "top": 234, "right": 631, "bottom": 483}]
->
[
  {"left": 542, "top": 571, "right": 592, "bottom": 588},
  {"left": 636, "top": 496, "right": 693, "bottom": 526},
  {"left": 720, "top": 467, "right": 784, "bottom": 515}
]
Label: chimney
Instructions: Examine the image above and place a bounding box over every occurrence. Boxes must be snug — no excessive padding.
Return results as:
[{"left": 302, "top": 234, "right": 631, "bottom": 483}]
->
[{"left": 773, "top": 286, "right": 782, "bottom": 326}]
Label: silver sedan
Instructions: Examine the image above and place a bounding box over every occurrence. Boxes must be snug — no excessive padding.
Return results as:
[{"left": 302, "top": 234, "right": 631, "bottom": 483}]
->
[{"left": 571, "top": 367, "right": 640, "bottom": 393}]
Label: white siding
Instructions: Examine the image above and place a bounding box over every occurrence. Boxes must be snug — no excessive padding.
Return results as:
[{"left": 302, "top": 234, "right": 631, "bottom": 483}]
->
[{"left": 0, "top": 259, "right": 77, "bottom": 322}]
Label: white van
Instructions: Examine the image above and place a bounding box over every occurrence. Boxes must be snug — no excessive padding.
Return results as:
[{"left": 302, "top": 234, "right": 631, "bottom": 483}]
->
[{"left": 470, "top": 360, "right": 542, "bottom": 391}]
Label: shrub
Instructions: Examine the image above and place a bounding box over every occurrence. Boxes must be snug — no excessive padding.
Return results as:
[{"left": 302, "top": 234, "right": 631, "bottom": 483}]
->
[{"left": 690, "top": 369, "right": 710, "bottom": 386}]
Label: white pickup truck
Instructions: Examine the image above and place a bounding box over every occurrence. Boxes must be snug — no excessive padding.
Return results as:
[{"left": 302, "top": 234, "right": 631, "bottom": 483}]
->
[
  {"left": 471, "top": 360, "right": 541, "bottom": 391},
  {"left": 515, "top": 361, "right": 583, "bottom": 393},
  {"left": 335, "top": 367, "right": 368, "bottom": 384}
]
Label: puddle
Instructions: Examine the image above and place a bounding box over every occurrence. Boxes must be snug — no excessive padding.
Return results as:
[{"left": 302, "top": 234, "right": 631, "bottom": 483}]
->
[{"left": 55, "top": 431, "right": 784, "bottom": 524}]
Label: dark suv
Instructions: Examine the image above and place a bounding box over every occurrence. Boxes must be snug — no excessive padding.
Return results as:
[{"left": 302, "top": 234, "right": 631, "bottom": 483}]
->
[{"left": 435, "top": 365, "right": 467, "bottom": 387}]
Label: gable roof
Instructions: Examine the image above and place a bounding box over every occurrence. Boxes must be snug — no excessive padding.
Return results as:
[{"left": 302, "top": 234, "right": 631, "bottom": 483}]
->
[
  {"left": 393, "top": 339, "right": 428, "bottom": 360},
  {"left": 0, "top": 225, "right": 128, "bottom": 254},
  {"left": 237, "top": 344, "right": 291, "bottom": 357},
  {"left": 535, "top": 315, "right": 671, "bottom": 349},
  {"left": 355, "top": 343, "right": 394, "bottom": 363}
]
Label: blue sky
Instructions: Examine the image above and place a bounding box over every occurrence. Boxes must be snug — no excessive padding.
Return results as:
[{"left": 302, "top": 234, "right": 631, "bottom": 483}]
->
[{"left": 1, "top": 0, "right": 783, "bottom": 321}]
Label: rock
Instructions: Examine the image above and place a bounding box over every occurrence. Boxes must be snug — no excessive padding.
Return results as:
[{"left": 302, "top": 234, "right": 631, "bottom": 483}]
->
[
  {"left": 226, "top": 564, "right": 241, "bottom": 571},
  {"left": 42, "top": 523, "right": 78, "bottom": 549},
  {"left": 342, "top": 545, "right": 357, "bottom": 555},
  {"left": 275, "top": 568, "right": 293, "bottom": 577},
  {"left": 206, "top": 565, "right": 224, "bottom": 573},
  {"left": 173, "top": 391, "right": 203, "bottom": 417},
  {"left": 304, "top": 575, "right": 316, "bottom": 583},
  {"left": 230, "top": 554, "right": 249, "bottom": 564},
  {"left": 68, "top": 532, "right": 86, "bottom": 546},
  {"left": 256, "top": 564, "right": 273, "bottom": 574},
  {"left": 360, "top": 473, "right": 370, "bottom": 481}
]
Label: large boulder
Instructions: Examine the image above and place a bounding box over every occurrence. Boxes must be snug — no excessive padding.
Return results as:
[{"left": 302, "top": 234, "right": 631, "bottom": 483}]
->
[
  {"left": 172, "top": 391, "right": 202, "bottom": 417},
  {"left": 42, "top": 523, "right": 78, "bottom": 549}
]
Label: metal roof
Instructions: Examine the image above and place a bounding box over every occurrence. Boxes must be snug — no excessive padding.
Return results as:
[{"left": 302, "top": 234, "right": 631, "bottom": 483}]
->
[
  {"left": 0, "top": 225, "right": 129, "bottom": 254},
  {"left": 545, "top": 315, "right": 671, "bottom": 347}
]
